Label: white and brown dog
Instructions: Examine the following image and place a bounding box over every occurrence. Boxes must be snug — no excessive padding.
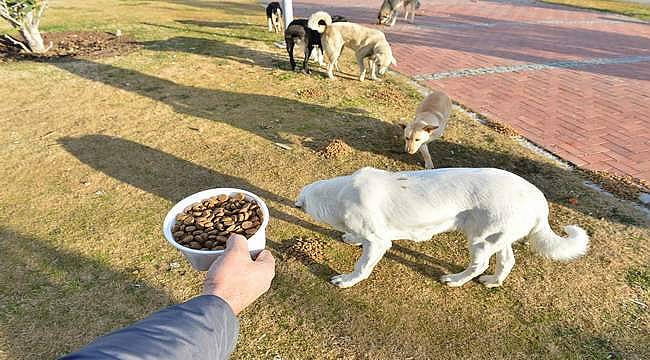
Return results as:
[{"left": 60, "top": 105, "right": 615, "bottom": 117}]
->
[
  {"left": 400, "top": 90, "right": 452, "bottom": 168},
  {"left": 296, "top": 167, "right": 589, "bottom": 288}
]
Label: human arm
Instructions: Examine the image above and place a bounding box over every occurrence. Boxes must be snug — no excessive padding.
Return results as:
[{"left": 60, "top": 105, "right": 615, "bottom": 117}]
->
[{"left": 61, "top": 235, "right": 275, "bottom": 359}]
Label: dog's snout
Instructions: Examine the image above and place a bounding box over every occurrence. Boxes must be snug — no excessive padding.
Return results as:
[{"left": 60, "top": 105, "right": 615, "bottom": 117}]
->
[{"left": 405, "top": 144, "right": 418, "bottom": 154}]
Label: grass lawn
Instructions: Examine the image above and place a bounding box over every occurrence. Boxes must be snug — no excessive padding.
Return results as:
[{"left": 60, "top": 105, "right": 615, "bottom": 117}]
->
[
  {"left": 1, "top": 0, "right": 649, "bottom": 359},
  {"left": 542, "top": 0, "right": 650, "bottom": 21}
]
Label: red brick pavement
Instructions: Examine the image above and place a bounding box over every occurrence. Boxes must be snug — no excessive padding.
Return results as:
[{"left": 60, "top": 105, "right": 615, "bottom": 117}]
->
[{"left": 293, "top": 0, "right": 650, "bottom": 182}]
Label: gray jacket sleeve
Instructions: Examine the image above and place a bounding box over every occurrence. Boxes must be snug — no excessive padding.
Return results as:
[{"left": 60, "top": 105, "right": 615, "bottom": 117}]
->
[{"left": 60, "top": 295, "right": 239, "bottom": 360}]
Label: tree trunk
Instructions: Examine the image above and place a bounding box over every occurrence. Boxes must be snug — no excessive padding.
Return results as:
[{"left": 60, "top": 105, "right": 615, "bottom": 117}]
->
[{"left": 19, "top": 11, "right": 46, "bottom": 53}]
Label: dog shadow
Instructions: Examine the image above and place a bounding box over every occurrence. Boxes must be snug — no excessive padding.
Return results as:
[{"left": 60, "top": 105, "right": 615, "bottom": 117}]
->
[{"left": 389, "top": 242, "right": 463, "bottom": 278}]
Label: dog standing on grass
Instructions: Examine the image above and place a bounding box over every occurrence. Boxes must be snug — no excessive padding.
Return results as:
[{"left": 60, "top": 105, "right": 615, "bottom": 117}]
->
[
  {"left": 284, "top": 16, "right": 347, "bottom": 74},
  {"left": 378, "top": 0, "right": 421, "bottom": 26},
  {"left": 296, "top": 167, "right": 589, "bottom": 288},
  {"left": 266, "top": 2, "right": 284, "bottom": 33},
  {"left": 400, "top": 90, "right": 452, "bottom": 168},
  {"left": 308, "top": 11, "right": 396, "bottom": 81}
]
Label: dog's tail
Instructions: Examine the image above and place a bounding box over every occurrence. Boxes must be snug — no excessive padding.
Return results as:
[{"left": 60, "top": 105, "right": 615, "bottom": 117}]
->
[
  {"left": 528, "top": 220, "right": 589, "bottom": 261},
  {"left": 308, "top": 11, "right": 332, "bottom": 33}
]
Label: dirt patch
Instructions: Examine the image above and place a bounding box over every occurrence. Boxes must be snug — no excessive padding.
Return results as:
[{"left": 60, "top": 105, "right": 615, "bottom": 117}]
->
[
  {"left": 0, "top": 31, "right": 139, "bottom": 61},
  {"left": 483, "top": 119, "right": 520, "bottom": 137},
  {"left": 582, "top": 169, "right": 650, "bottom": 202},
  {"left": 281, "top": 236, "right": 328, "bottom": 264},
  {"left": 296, "top": 87, "right": 327, "bottom": 99},
  {"left": 317, "top": 139, "right": 352, "bottom": 159},
  {"left": 366, "top": 82, "right": 411, "bottom": 106}
]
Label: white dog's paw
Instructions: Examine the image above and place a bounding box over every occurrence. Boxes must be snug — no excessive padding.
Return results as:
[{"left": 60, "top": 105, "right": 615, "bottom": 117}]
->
[
  {"left": 440, "top": 274, "right": 468, "bottom": 287},
  {"left": 342, "top": 233, "right": 362, "bottom": 246},
  {"left": 478, "top": 275, "right": 502, "bottom": 288},
  {"left": 330, "top": 273, "right": 362, "bottom": 288}
]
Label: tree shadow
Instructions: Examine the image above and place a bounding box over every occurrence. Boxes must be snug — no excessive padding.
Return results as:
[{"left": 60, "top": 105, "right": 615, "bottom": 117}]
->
[
  {"left": 160, "top": 0, "right": 263, "bottom": 14},
  {"left": 176, "top": 19, "right": 258, "bottom": 29},
  {"left": 140, "top": 35, "right": 280, "bottom": 67},
  {"left": 141, "top": 22, "right": 267, "bottom": 43},
  {"left": 0, "top": 227, "right": 171, "bottom": 359},
  {"left": 52, "top": 59, "right": 404, "bottom": 157}
]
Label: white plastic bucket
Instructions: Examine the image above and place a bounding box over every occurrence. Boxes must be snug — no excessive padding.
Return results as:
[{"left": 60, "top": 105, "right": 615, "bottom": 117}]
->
[{"left": 163, "top": 188, "right": 269, "bottom": 271}]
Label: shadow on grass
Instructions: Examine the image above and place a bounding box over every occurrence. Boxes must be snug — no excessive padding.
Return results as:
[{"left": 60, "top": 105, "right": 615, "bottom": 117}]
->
[
  {"left": 176, "top": 19, "right": 258, "bottom": 29},
  {"left": 140, "top": 35, "right": 278, "bottom": 66},
  {"left": 160, "top": 0, "right": 263, "bottom": 14},
  {"left": 51, "top": 60, "right": 645, "bottom": 224},
  {"left": 52, "top": 59, "right": 402, "bottom": 157},
  {"left": 389, "top": 242, "right": 463, "bottom": 278},
  {"left": 55, "top": 135, "right": 480, "bottom": 356},
  {"left": 58, "top": 134, "right": 338, "bottom": 240},
  {"left": 141, "top": 22, "right": 267, "bottom": 44},
  {"left": 0, "top": 227, "right": 171, "bottom": 358}
]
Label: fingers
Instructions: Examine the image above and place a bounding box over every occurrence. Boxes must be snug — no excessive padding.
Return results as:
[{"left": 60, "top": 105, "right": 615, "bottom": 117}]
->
[
  {"left": 225, "top": 234, "right": 249, "bottom": 254},
  {"left": 255, "top": 249, "right": 275, "bottom": 266}
]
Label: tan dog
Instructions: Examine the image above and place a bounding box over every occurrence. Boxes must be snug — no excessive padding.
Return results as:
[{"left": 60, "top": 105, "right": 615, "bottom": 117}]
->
[
  {"left": 308, "top": 11, "right": 396, "bottom": 81},
  {"left": 378, "top": 0, "right": 421, "bottom": 26},
  {"left": 400, "top": 90, "right": 452, "bottom": 168}
]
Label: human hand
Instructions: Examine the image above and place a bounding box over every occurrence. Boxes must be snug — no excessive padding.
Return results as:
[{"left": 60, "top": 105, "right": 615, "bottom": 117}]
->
[{"left": 203, "top": 234, "right": 275, "bottom": 315}]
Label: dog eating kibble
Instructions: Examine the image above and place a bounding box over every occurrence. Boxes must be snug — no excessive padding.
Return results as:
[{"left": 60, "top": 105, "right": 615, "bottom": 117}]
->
[{"left": 171, "top": 193, "right": 264, "bottom": 251}]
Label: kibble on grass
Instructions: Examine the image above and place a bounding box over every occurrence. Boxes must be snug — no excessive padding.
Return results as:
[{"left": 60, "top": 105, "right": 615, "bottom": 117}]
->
[{"left": 171, "top": 193, "right": 263, "bottom": 251}]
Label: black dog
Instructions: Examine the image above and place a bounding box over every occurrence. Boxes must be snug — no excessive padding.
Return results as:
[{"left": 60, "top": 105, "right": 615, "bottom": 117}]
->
[
  {"left": 284, "top": 16, "right": 347, "bottom": 74},
  {"left": 266, "top": 2, "right": 283, "bottom": 33}
]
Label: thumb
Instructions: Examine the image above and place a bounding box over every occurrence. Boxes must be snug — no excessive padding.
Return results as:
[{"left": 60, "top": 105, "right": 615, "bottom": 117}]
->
[
  {"left": 225, "top": 234, "right": 249, "bottom": 254},
  {"left": 254, "top": 249, "right": 275, "bottom": 266}
]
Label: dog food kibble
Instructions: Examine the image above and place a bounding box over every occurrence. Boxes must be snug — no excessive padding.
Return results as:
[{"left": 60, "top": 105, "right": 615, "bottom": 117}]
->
[{"left": 172, "top": 193, "right": 263, "bottom": 251}]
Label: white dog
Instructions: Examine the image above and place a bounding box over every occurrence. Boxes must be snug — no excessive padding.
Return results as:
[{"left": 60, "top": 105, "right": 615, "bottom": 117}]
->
[
  {"left": 295, "top": 167, "right": 589, "bottom": 288},
  {"left": 308, "top": 11, "right": 396, "bottom": 81}
]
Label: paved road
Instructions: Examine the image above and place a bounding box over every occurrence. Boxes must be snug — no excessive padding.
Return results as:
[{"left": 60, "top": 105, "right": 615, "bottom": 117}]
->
[{"left": 293, "top": 0, "right": 650, "bottom": 182}]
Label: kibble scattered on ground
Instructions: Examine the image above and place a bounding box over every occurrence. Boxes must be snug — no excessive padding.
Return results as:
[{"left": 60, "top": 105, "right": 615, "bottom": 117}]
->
[
  {"left": 318, "top": 139, "right": 352, "bottom": 159},
  {"left": 281, "top": 236, "right": 328, "bottom": 264}
]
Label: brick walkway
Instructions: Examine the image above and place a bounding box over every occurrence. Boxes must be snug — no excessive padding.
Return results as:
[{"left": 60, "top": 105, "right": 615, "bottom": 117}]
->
[{"left": 292, "top": 0, "right": 650, "bottom": 182}]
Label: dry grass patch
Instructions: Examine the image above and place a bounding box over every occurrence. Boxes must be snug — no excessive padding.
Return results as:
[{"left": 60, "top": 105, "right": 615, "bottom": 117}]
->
[
  {"left": 542, "top": 0, "right": 650, "bottom": 21},
  {"left": 0, "top": 1, "right": 648, "bottom": 359}
]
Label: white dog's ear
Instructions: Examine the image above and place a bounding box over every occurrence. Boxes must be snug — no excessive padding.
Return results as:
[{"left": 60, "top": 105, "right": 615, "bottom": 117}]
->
[
  {"left": 423, "top": 125, "right": 439, "bottom": 134},
  {"left": 391, "top": 56, "right": 397, "bottom": 65}
]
